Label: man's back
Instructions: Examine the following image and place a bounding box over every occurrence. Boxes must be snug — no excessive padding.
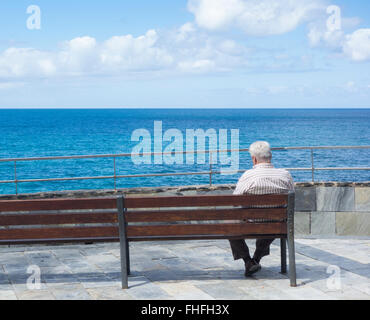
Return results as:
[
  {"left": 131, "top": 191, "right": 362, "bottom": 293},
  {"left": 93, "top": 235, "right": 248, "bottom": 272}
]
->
[{"left": 234, "top": 163, "right": 294, "bottom": 195}]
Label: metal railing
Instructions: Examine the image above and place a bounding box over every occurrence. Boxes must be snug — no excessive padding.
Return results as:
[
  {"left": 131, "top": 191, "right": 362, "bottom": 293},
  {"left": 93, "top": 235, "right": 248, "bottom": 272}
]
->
[{"left": 0, "top": 146, "right": 369, "bottom": 195}]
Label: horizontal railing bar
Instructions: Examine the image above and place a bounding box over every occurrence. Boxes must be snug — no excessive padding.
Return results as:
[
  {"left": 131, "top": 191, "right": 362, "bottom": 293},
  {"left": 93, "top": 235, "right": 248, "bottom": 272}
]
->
[
  {"left": 0, "top": 172, "right": 213, "bottom": 184},
  {"left": 0, "top": 180, "right": 16, "bottom": 184},
  {"left": 1, "top": 146, "right": 369, "bottom": 194},
  {"left": 0, "top": 168, "right": 369, "bottom": 185},
  {"left": 219, "top": 167, "right": 370, "bottom": 174},
  {"left": 1, "top": 146, "right": 369, "bottom": 162},
  {"left": 313, "top": 167, "right": 370, "bottom": 171}
]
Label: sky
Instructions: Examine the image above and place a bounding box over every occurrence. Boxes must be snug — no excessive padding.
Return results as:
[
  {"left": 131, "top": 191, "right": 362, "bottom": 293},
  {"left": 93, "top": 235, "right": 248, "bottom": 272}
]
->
[{"left": 0, "top": 0, "right": 369, "bottom": 108}]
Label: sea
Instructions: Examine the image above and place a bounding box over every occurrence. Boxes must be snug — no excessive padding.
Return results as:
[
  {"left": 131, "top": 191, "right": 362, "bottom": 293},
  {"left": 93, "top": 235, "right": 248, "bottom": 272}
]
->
[{"left": 0, "top": 108, "right": 369, "bottom": 195}]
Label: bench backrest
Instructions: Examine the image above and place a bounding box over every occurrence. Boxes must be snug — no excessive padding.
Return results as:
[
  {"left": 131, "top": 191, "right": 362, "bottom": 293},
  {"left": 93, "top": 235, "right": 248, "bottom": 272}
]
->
[
  {"left": 0, "top": 198, "right": 118, "bottom": 244},
  {"left": 0, "top": 193, "right": 294, "bottom": 245},
  {"left": 122, "top": 193, "right": 294, "bottom": 241}
]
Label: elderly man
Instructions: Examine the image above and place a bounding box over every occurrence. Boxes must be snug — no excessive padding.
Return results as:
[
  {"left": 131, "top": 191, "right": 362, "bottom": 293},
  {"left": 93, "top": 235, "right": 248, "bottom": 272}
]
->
[{"left": 231, "top": 141, "right": 294, "bottom": 277}]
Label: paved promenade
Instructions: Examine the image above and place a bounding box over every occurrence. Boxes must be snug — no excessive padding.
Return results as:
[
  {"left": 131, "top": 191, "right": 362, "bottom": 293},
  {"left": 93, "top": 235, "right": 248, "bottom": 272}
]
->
[{"left": 0, "top": 238, "right": 369, "bottom": 300}]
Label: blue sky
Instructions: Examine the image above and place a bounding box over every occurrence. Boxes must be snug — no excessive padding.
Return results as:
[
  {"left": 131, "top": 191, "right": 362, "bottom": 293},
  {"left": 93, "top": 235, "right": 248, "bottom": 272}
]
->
[{"left": 0, "top": 0, "right": 369, "bottom": 108}]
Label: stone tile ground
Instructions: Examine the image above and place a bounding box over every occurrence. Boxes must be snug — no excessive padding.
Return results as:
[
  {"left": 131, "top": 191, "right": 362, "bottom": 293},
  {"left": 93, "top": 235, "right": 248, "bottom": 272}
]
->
[{"left": 0, "top": 238, "right": 369, "bottom": 300}]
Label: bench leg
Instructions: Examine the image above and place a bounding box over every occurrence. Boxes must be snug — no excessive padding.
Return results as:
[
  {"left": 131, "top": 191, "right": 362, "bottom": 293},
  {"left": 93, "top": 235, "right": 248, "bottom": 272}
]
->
[
  {"left": 117, "top": 196, "right": 129, "bottom": 289},
  {"left": 280, "top": 238, "right": 287, "bottom": 274},
  {"left": 287, "top": 192, "right": 297, "bottom": 287},
  {"left": 126, "top": 240, "right": 131, "bottom": 276},
  {"left": 287, "top": 232, "right": 297, "bottom": 287},
  {"left": 120, "top": 238, "right": 129, "bottom": 289}
]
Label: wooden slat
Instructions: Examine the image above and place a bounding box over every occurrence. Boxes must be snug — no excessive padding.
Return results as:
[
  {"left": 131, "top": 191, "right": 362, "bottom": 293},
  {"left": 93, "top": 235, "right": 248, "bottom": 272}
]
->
[
  {"left": 126, "top": 208, "right": 287, "bottom": 222},
  {"left": 0, "top": 226, "right": 118, "bottom": 241},
  {"left": 0, "top": 198, "right": 117, "bottom": 212},
  {"left": 128, "top": 234, "right": 285, "bottom": 242},
  {"left": 127, "top": 223, "right": 287, "bottom": 238},
  {"left": 0, "top": 212, "right": 118, "bottom": 226},
  {"left": 125, "top": 194, "right": 287, "bottom": 209},
  {"left": 0, "top": 237, "right": 119, "bottom": 245}
]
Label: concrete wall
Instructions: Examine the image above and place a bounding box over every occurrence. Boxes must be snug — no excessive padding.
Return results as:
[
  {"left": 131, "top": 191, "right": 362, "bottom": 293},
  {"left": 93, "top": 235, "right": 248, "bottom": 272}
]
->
[
  {"left": 1, "top": 182, "right": 369, "bottom": 237},
  {"left": 294, "top": 184, "right": 370, "bottom": 237}
]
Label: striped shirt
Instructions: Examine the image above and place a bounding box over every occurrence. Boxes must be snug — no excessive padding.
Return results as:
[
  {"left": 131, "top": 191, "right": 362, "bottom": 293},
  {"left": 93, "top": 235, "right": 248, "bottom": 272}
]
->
[{"left": 234, "top": 163, "right": 294, "bottom": 195}]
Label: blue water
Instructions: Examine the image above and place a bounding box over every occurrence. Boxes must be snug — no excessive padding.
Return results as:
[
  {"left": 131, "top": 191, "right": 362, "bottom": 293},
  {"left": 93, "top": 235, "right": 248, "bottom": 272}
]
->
[{"left": 0, "top": 109, "right": 369, "bottom": 195}]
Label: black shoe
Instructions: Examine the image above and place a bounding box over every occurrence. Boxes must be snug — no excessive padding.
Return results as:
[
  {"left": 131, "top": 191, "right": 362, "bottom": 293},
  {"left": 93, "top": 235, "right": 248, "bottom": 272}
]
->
[{"left": 244, "top": 259, "right": 262, "bottom": 277}]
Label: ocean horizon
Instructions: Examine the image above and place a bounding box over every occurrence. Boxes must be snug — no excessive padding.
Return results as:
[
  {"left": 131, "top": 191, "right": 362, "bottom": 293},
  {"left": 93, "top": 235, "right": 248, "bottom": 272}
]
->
[{"left": 1, "top": 108, "right": 369, "bottom": 195}]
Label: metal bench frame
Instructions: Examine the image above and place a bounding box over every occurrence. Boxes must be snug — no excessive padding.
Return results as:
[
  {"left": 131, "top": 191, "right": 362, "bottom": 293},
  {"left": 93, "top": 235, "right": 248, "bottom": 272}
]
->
[
  {"left": 117, "top": 192, "right": 296, "bottom": 289},
  {"left": 0, "top": 193, "right": 297, "bottom": 289}
]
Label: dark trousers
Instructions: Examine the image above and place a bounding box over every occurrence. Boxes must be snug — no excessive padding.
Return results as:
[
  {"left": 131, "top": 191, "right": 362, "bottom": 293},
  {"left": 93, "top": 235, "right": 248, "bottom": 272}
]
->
[{"left": 229, "top": 239, "right": 275, "bottom": 262}]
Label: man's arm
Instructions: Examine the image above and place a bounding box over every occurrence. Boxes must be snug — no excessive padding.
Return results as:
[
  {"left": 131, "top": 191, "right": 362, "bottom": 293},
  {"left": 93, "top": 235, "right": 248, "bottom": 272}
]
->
[
  {"left": 286, "top": 171, "right": 295, "bottom": 192},
  {"left": 233, "top": 171, "right": 253, "bottom": 195}
]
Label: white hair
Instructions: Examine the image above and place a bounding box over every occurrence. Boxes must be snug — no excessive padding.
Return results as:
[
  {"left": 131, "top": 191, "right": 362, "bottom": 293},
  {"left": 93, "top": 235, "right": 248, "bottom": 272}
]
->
[{"left": 249, "top": 141, "right": 272, "bottom": 162}]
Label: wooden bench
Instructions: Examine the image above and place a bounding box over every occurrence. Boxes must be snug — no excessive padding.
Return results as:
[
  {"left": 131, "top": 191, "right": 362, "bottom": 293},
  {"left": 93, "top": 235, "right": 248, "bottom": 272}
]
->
[
  {"left": 0, "top": 197, "right": 119, "bottom": 245},
  {"left": 117, "top": 192, "right": 297, "bottom": 288},
  {"left": 0, "top": 193, "right": 297, "bottom": 289}
]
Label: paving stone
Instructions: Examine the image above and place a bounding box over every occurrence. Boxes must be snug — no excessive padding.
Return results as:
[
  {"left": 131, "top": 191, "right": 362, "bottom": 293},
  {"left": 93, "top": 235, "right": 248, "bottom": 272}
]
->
[
  {"left": 12, "top": 282, "right": 49, "bottom": 293},
  {"left": 51, "top": 284, "right": 92, "bottom": 300},
  {"left": 17, "top": 290, "right": 55, "bottom": 300},
  {"left": 39, "top": 265, "right": 72, "bottom": 275},
  {"left": 325, "top": 286, "right": 370, "bottom": 300},
  {"left": 282, "top": 285, "right": 333, "bottom": 300},
  {"left": 240, "top": 283, "right": 295, "bottom": 300},
  {"left": 0, "top": 290, "right": 17, "bottom": 300},
  {"left": 42, "top": 273, "right": 80, "bottom": 285},
  {"left": 51, "top": 249, "right": 85, "bottom": 260},
  {"left": 87, "top": 286, "right": 133, "bottom": 300},
  {"left": 158, "top": 282, "right": 215, "bottom": 300},
  {"left": 131, "top": 259, "right": 168, "bottom": 273},
  {"left": 0, "top": 283, "right": 13, "bottom": 291},
  {"left": 1, "top": 238, "right": 369, "bottom": 300},
  {"left": 126, "top": 277, "right": 172, "bottom": 300},
  {"left": 78, "top": 273, "right": 119, "bottom": 289},
  {"left": 196, "top": 282, "right": 253, "bottom": 300}
]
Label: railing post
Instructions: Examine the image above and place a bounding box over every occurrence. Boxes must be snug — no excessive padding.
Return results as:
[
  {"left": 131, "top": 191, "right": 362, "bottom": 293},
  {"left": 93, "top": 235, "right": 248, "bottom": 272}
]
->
[
  {"left": 311, "top": 149, "right": 315, "bottom": 183},
  {"left": 14, "top": 161, "right": 18, "bottom": 195},
  {"left": 113, "top": 157, "right": 117, "bottom": 190}
]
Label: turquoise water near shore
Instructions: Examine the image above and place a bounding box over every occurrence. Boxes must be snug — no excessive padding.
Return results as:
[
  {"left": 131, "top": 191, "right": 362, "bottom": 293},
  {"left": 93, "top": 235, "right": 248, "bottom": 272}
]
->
[{"left": 0, "top": 108, "right": 369, "bottom": 195}]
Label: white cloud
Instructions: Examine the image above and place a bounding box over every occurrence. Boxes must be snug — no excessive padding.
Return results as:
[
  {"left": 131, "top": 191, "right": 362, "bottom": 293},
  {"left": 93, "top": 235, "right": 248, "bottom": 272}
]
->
[
  {"left": 59, "top": 36, "right": 98, "bottom": 74},
  {"left": 188, "top": 0, "right": 324, "bottom": 36},
  {"left": 178, "top": 59, "right": 215, "bottom": 73},
  {"left": 306, "top": 8, "right": 369, "bottom": 62},
  {"left": 343, "top": 29, "right": 370, "bottom": 62},
  {"left": 100, "top": 30, "right": 174, "bottom": 72},
  {"left": 175, "top": 22, "right": 197, "bottom": 42},
  {"left": 0, "top": 48, "right": 56, "bottom": 78},
  {"left": 0, "top": 27, "right": 254, "bottom": 81},
  {"left": 0, "top": 30, "right": 177, "bottom": 80},
  {"left": 307, "top": 22, "right": 344, "bottom": 48},
  {"left": 188, "top": 0, "right": 245, "bottom": 31}
]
